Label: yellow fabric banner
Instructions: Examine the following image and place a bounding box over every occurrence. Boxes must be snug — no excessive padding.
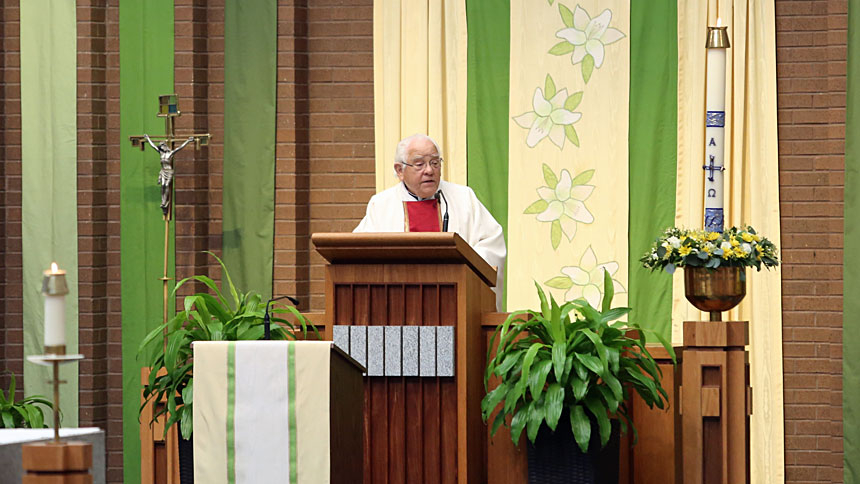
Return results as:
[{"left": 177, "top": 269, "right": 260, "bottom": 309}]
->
[
  {"left": 373, "top": 0, "right": 467, "bottom": 190},
  {"left": 676, "top": 1, "right": 784, "bottom": 481},
  {"left": 507, "top": 0, "right": 630, "bottom": 310}
]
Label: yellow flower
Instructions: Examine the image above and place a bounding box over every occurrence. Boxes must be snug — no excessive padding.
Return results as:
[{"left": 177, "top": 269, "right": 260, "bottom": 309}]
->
[
  {"left": 742, "top": 232, "right": 754, "bottom": 243},
  {"left": 706, "top": 232, "right": 720, "bottom": 241},
  {"left": 730, "top": 238, "right": 740, "bottom": 247},
  {"left": 733, "top": 247, "right": 746, "bottom": 258},
  {"left": 679, "top": 246, "right": 692, "bottom": 256},
  {"left": 754, "top": 234, "right": 762, "bottom": 242}
]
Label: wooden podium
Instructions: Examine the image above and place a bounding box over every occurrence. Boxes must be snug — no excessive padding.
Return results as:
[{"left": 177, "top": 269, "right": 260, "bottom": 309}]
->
[{"left": 312, "top": 233, "right": 497, "bottom": 483}]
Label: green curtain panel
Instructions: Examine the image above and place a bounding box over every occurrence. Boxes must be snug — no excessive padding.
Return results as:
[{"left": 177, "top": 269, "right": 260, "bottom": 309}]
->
[
  {"left": 465, "top": 1, "right": 675, "bottom": 337},
  {"left": 466, "top": 0, "right": 511, "bottom": 310},
  {"left": 626, "top": 0, "right": 677, "bottom": 339},
  {"left": 222, "top": 0, "right": 278, "bottom": 299},
  {"left": 20, "top": 0, "right": 79, "bottom": 427},
  {"left": 119, "top": 2, "right": 175, "bottom": 482},
  {"left": 843, "top": 0, "right": 860, "bottom": 481}
]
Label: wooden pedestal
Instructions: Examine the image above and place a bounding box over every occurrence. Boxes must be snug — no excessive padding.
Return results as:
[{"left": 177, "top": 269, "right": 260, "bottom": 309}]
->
[
  {"left": 22, "top": 441, "right": 93, "bottom": 484},
  {"left": 140, "top": 367, "right": 180, "bottom": 484},
  {"left": 680, "top": 321, "right": 751, "bottom": 484}
]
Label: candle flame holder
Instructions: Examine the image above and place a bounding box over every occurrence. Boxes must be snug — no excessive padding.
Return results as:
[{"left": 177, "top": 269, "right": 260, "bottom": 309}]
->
[
  {"left": 706, "top": 26, "right": 730, "bottom": 49},
  {"left": 26, "top": 350, "right": 84, "bottom": 443}
]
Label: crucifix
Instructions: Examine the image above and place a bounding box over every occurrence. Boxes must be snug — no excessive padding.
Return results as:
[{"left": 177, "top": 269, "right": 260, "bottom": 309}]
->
[{"left": 129, "top": 94, "right": 211, "bottom": 326}]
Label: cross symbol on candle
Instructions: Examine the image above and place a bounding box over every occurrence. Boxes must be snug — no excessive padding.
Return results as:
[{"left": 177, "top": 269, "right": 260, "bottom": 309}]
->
[{"left": 703, "top": 155, "right": 724, "bottom": 182}]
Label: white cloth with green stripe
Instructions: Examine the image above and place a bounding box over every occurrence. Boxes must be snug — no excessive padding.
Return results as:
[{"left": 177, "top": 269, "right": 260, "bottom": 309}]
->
[{"left": 193, "top": 341, "right": 332, "bottom": 484}]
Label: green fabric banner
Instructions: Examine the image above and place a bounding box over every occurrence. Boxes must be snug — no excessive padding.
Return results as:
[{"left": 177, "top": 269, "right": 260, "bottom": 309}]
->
[
  {"left": 20, "top": 0, "right": 79, "bottom": 427},
  {"left": 119, "top": 2, "right": 175, "bottom": 482},
  {"left": 844, "top": 0, "right": 860, "bottom": 481},
  {"left": 466, "top": 0, "right": 510, "bottom": 310},
  {"left": 222, "top": 0, "right": 277, "bottom": 299},
  {"left": 627, "top": 1, "right": 677, "bottom": 339}
]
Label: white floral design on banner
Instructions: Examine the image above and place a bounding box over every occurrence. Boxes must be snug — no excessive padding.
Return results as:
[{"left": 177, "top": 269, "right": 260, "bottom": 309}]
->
[
  {"left": 545, "top": 246, "right": 626, "bottom": 308},
  {"left": 513, "top": 74, "right": 583, "bottom": 149},
  {"left": 525, "top": 164, "right": 594, "bottom": 249},
  {"left": 549, "top": 4, "right": 626, "bottom": 83}
]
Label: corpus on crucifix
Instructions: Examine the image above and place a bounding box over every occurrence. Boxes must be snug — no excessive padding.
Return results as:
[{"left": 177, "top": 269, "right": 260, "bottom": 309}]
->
[{"left": 145, "top": 134, "right": 194, "bottom": 217}]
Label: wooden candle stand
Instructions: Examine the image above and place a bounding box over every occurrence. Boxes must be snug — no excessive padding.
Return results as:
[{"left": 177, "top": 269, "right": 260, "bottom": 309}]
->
[
  {"left": 24, "top": 354, "right": 89, "bottom": 483},
  {"left": 680, "top": 320, "right": 752, "bottom": 484}
]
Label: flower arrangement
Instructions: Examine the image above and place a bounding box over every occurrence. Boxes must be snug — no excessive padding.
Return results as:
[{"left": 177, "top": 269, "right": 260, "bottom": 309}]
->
[{"left": 640, "top": 225, "right": 779, "bottom": 274}]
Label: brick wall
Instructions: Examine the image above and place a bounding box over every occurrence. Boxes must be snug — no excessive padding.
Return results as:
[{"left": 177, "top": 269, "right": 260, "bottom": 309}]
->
[
  {"left": 76, "top": 0, "right": 111, "bottom": 451},
  {"left": 0, "top": 2, "right": 22, "bottom": 397},
  {"left": 274, "top": 0, "right": 375, "bottom": 311},
  {"left": 776, "top": 0, "right": 846, "bottom": 481},
  {"left": 174, "top": 0, "right": 222, "bottom": 292}
]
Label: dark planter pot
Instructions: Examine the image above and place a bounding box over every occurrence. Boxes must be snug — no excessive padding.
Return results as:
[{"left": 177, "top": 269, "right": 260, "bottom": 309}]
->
[
  {"left": 526, "top": 418, "right": 620, "bottom": 484},
  {"left": 178, "top": 434, "right": 194, "bottom": 484}
]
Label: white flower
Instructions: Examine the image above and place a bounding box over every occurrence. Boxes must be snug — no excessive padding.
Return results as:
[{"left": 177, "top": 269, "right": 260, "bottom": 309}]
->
[
  {"left": 513, "top": 87, "right": 581, "bottom": 149},
  {"left": 667, "top": 236, "right": 681, "bottom": 249},
  {"left": 556, "top": 6, "right": 625, "bottom": 68},
  {"left": 560, "top": 246, "right": 626, "bottom": 308},
  {"left": 535, "top": 169, "right": 594, "bottom": 240},
  {"left": 742, "top": 243, "right": 752, "bottom": 254},
  {"left": 720, "top": 241, "right": 733, "bottom": 252}
]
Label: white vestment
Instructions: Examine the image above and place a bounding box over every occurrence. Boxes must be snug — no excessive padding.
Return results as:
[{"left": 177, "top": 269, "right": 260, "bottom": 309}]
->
[{"left": 354, "top": 181, "right": 507, "bottom": 311}]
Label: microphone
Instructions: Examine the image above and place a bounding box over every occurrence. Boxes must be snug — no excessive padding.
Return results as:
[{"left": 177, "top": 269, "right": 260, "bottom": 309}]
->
[
  {"left": 264, "top": 294, "right": 300, "bottom": 340},
  {"left": 436, "top": 190, "right": 449, "bottom": 232}
]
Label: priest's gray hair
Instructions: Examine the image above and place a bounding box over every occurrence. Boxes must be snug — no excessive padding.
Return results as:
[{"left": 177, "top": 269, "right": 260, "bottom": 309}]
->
[{"left": 394, "top": 134, "right": 442, "bottom": 166}]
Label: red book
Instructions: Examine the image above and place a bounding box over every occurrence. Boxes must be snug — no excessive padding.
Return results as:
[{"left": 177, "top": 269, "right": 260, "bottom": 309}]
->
[{"left": 403, "top": 199, "right": 441, "bottom": 232}]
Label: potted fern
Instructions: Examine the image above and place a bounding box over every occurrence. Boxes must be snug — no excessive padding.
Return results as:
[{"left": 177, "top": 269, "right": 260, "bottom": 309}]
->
[
  {"left": 139, "top": 252, "right": 317, "bottom": 483},
  {"left": 482, "top": 272, "right": 673, "bottom": 483}
]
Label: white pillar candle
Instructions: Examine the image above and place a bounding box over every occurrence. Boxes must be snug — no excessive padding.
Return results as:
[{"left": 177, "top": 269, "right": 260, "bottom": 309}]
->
[
  {"left": 44, "top": 295, "right": 66, "bottom": 347},
  {"left": 704, "top": 26, "right": 729, "bottom": 232},
  {"left": 42, "top": 262, "right": 68, "bottom": 351}
]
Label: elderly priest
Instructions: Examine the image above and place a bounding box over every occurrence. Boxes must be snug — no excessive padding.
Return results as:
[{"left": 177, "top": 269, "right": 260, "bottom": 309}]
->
[{"left": 354, "top": 134, "right": 507, "bottom": 310}]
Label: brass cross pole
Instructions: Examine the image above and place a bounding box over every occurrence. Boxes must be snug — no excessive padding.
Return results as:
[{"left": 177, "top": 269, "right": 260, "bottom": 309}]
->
[{"left": 128, "top": 94, "right": 211, "bottom": 326}]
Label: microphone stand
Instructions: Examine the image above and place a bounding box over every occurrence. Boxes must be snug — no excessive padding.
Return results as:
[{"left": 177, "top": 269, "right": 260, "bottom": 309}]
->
[
  {"left": 437, "top": 190, "right": 449, "bottom": 232},
  {"left": 264, "top": 294, "right": 300, "bottom": 340}
]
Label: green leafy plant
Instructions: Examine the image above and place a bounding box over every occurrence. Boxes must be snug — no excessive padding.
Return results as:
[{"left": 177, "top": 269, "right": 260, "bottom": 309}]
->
[
  {"left": 482, "top": 272, "right": 673, "bottom": 453},
  {"left": 139, "top": 252, "right": 318, "bottom": 439},
  {"left": 0, "top": 372, "right": 52, "bottom": 429},
  {"left": 640, "top": 225, "right": 779, "bottom": 274}
]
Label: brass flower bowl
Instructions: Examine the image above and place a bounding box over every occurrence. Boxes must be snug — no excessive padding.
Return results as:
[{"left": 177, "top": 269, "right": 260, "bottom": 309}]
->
[{"left": 684, "top": 266, "right": 746, "bottom": 321}]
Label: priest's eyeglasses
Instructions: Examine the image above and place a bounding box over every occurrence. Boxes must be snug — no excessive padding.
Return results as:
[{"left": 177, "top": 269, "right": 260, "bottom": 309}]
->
[{"left": 402, "top": 157, "right": 444, "bottom": 171}]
